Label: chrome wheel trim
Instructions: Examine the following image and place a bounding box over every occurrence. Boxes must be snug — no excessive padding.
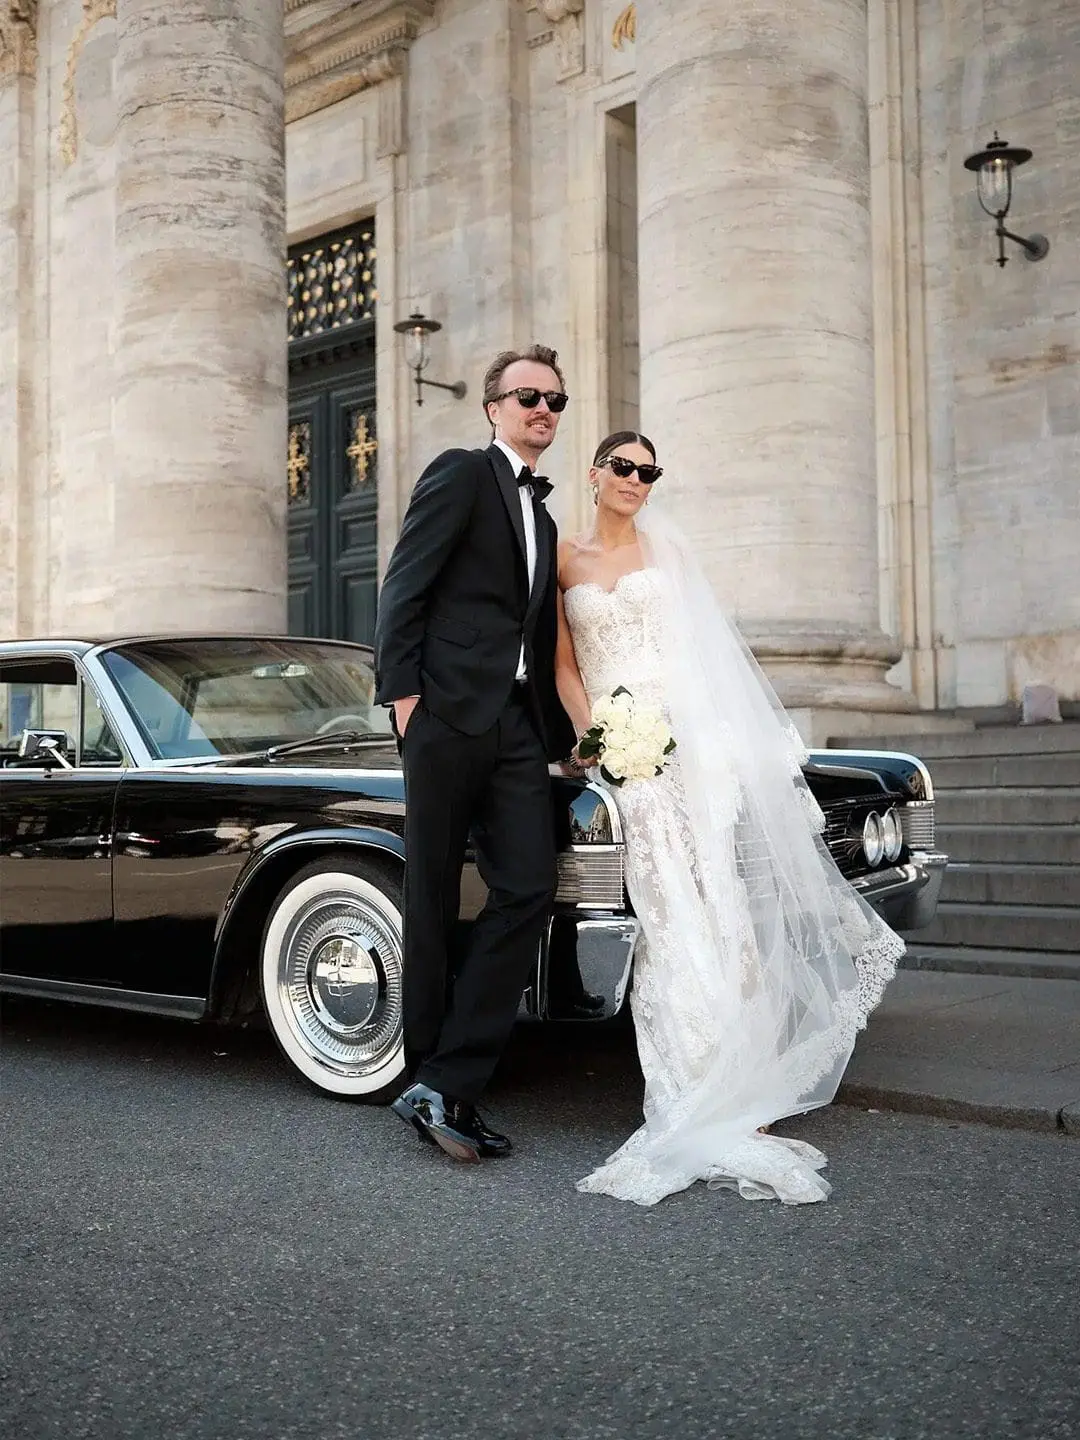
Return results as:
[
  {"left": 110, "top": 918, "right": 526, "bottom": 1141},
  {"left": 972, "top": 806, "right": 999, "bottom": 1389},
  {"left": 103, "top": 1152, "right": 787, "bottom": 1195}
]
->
[{"left": 262, "top": 871, "right": 405, "bottom": 1096}]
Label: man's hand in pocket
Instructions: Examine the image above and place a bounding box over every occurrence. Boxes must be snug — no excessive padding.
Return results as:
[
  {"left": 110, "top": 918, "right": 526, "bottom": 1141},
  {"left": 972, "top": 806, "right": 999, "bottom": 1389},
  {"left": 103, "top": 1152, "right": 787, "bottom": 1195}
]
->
[{"left": 394, "top": 696, "right": 420, "bottom": 737}]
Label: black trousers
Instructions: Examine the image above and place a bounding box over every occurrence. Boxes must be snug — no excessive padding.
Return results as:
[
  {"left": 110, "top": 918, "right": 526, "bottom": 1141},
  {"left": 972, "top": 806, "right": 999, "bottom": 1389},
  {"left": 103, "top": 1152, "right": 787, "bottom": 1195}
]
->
[{"left": 400, "top": 687, "right": 556, "bottom": 1104}]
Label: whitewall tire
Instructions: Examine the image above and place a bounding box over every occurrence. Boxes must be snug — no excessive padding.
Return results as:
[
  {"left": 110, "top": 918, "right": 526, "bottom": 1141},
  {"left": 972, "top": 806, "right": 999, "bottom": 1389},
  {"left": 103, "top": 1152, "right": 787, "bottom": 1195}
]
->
[{"left": 260, "top": 858, "right": 407, "bottom": 1100}]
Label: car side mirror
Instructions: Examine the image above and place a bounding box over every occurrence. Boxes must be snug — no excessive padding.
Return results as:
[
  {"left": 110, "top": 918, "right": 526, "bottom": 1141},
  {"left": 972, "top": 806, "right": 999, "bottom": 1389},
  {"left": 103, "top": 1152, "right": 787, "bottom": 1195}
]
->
[{"left": 17, "top": 729, "right": 74, "bottom": 769}]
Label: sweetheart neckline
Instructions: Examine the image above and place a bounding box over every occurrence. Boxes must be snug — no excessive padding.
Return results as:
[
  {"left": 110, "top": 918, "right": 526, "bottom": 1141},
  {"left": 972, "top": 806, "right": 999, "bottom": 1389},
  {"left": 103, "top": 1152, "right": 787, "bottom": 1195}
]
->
[{"left": 563, "top": 566, "right": 659, "bottom": 600}]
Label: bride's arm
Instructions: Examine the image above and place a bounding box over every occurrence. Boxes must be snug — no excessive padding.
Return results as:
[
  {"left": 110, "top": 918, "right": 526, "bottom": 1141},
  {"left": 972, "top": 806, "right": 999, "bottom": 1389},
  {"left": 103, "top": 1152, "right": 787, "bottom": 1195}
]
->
[{"left": 555, "top": 562, "right": 594, "bottom": 739}]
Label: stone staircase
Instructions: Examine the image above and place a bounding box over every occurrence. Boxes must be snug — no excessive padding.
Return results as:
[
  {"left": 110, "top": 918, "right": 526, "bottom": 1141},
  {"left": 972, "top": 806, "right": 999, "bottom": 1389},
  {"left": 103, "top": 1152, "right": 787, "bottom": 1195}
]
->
[{"left": 828, "top": 722, "right": 1080, "bottom": 981}]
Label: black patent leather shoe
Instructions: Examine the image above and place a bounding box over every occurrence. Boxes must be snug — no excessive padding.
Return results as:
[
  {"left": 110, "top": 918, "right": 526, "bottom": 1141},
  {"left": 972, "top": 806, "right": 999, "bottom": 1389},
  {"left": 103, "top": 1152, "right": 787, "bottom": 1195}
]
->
[
  {"left": 468, "top": 1109, "right": 512, "bottom": 1157},
  {"left": 390, "top": 1082, "right": 482, "bottom": 1164},
  {"left": 568, "top": 991, "right": 607, "bottom": 1019}
]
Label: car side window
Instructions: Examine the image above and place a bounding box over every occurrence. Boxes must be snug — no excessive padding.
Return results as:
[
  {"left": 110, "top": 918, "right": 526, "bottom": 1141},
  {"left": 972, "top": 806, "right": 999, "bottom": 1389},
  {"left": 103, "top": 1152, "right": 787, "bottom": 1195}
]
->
[
  {"left": 0, "top": 660, "right": 123, "bottom": 767},
  {"left": 0, "top": 659, "right": 79, "bottom": 762},
  {"left": 79, "top": 682, "right": 124, "bottom": 766}
]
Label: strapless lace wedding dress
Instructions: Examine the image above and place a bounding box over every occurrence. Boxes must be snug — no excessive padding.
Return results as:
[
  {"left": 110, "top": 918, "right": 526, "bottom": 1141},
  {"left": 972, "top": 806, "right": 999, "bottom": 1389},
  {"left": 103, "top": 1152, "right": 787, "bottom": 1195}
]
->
[{"left": 563, "top": 567, "right": 901, "bottom": 1206}]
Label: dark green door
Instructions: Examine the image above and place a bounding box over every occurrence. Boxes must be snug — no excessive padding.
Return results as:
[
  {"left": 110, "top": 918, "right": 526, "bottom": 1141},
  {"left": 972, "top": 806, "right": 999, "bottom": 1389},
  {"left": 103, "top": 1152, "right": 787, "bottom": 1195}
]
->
[
  {"left": 286, "top": 223, "right": 379, "bottom": 645},
  {"left": 287, "top": 335, "right": 378, "bottom": 644}
]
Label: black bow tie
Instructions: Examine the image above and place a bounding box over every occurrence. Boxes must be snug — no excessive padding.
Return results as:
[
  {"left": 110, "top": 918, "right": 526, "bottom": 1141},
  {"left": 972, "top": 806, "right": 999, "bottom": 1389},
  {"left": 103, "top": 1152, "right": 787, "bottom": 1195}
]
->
[{"left": 519, "top": 469, "right": 553, "bottom": 502}]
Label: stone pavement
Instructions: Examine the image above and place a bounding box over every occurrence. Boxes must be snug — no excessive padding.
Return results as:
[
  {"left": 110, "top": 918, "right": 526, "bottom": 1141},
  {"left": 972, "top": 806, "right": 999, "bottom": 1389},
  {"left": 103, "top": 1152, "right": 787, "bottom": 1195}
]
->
[{"left": 839, "top": 970, "right": 1080, "bottom": 1134}]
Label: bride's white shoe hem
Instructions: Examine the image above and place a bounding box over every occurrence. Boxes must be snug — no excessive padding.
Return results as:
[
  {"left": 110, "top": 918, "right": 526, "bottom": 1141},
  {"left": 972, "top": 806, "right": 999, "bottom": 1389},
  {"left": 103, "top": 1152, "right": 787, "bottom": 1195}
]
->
[{"left": 576, "top": 1130, "right": 833, "bottom": 1207}]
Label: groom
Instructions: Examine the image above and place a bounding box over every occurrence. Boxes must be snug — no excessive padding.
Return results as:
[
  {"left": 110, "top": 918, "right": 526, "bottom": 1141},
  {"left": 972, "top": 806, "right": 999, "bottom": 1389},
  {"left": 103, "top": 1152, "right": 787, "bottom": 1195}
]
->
[{"left": 374, "top": 343, "right": 575, "bottom": 1163}]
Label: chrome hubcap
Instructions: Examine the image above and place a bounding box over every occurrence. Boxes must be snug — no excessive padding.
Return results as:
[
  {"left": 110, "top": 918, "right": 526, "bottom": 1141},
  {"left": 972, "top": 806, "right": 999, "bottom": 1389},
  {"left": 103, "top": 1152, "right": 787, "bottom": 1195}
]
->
[
  {"left": 279, "top": 891, "right": 402, "bottom": 1076},
  {"left": 310, "top": 933, "right": 381, "bottom": 1034}
]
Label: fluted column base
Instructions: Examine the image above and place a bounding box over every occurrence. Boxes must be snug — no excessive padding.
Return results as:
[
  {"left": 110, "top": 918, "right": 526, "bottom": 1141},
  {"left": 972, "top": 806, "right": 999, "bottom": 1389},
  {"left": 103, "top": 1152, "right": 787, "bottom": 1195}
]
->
[{"left": 746, "top": 620, "right": 914, "bottom": 713}]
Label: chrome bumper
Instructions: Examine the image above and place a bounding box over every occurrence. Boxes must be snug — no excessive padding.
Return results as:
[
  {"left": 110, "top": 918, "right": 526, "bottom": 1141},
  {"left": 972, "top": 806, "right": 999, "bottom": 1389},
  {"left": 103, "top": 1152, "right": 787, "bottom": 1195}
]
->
[
  {"left": 852, "top": 851, "right": 948, "bottom": 931},
  {"left": 532, "top": 912, "right": 639, "bottom": 1021}
]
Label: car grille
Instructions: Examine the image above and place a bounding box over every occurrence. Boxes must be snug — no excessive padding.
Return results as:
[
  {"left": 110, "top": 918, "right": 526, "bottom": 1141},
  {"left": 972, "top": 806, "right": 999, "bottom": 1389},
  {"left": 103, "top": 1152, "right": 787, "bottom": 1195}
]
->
[
  {"left": 555, "top": 845, "right": 626, "bottom": 909},
  {"left": 899, "top": 800, "right": 935, "bottom": 851}
]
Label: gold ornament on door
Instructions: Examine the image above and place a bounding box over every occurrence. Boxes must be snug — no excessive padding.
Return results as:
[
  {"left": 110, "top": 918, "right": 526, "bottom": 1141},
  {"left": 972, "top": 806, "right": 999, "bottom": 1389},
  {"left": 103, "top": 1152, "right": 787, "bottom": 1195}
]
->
[
  {"left": 346, "top": 413, "right": 378, "bottom": 489},
  {"left": 287, "top": 423, "right": 311, "bottom": 506}
]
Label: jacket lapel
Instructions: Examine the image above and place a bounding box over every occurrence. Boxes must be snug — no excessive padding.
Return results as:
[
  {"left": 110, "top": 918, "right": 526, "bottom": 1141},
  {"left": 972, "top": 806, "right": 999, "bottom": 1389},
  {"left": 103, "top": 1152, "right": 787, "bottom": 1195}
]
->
[{"left": 486, "top": 443, "right": 528, "bottom": 574}]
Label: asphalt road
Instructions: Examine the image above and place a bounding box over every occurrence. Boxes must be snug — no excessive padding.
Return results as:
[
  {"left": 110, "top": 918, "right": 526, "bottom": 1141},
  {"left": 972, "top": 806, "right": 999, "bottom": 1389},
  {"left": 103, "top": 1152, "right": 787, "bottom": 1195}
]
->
[{"left": 2, "top": 998, "right": 1077, "bottom": 1440}]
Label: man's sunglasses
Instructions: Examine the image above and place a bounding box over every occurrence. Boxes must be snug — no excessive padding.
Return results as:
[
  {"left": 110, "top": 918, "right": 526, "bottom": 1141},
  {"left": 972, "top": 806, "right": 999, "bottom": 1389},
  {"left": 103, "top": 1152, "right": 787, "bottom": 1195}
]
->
[
  {"left": 598, "top": 455, "right": 664, "bottom": 484},
  {"left": 492, "top": 387, "right": 570, "bottom": 413}
]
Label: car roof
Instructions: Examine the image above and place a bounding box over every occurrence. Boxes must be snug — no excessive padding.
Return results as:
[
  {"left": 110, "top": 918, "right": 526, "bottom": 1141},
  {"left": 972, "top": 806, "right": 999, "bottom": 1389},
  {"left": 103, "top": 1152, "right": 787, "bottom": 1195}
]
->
[{"left": 0, "top": 635, "right": 374, "bottom": 658}]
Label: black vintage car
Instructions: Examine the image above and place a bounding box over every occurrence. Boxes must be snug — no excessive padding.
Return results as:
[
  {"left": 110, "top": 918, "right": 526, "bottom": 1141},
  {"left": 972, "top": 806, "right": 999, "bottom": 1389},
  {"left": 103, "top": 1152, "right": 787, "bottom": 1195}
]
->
[{"left": 0, "top": 636, "right": 947, "bottom": 1099}]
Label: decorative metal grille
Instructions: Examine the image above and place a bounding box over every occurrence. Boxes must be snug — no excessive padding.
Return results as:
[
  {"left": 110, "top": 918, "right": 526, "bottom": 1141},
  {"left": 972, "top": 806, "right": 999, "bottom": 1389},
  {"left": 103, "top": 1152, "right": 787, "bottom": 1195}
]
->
[
  {"left": 345, "top": 409, "right": 378, "bottom": 491},
  {"left": 288, "top": 228, "right": 377, "bottom": 341},
  {"left": 287, "top": 421, "right": 311, "bottom": 506}
]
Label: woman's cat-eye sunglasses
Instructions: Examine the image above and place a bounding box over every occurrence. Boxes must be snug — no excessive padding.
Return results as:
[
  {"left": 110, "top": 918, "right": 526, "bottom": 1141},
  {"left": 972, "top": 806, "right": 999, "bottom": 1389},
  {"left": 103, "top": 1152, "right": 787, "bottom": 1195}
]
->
[
  {"left": 491, "top": 387, "right": 570, "bottom": 413},
  {"left": 597, "top": 455, "right": 664, "bottom": 484}
]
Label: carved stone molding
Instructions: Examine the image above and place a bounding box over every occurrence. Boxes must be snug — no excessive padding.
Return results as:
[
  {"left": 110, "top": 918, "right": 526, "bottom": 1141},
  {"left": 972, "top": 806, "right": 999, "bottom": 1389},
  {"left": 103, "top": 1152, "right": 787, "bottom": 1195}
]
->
[
  {"left": 536, "top": 0, "right": 585, "bottom": 80},
  {"left": 58, "top": 0, "right": 115, "bottom": 167},
  {"left": 286, "top": 0, "right": 435, "bottom": 140},
  {"left": 0, "top": 0, "right": 38, "bottom": 82}
]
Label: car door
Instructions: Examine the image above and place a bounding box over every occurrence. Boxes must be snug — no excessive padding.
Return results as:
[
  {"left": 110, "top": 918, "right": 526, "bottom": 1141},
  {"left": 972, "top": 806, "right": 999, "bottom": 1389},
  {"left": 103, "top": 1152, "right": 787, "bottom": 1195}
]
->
[{"left": 0, "top": 655, "right": 124, "bottom": 986}]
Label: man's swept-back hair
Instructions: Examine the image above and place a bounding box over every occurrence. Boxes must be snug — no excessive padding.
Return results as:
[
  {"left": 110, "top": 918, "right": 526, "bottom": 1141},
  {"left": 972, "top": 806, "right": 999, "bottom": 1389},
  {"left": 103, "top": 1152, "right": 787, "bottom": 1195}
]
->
[{"left": 482, "top": 344, "right": 566, "bottom": 420}]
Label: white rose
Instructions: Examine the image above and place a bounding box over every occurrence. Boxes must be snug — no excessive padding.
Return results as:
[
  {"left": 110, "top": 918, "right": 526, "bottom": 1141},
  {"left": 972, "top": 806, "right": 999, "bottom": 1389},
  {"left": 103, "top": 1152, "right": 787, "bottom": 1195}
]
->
[
  {"left": 616, "top": 741, "right": 649, "bottom": 779},
  {"left": 637, "top": 750, "right": 660, "bottom": 778},
  {"left": 603, "top": 745, "right": 630, "bottom": 778},
  {"left": 591, "top": 696, "right": 618, "bottom": 727},
  {"left": 602, "top": 722, "right": 631, "bottom": 753}
]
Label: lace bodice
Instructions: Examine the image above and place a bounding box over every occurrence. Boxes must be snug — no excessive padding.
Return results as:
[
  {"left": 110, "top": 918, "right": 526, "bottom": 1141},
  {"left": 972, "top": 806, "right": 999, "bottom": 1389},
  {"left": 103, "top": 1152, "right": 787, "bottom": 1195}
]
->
[{"left": 562, "top": 568, "right": 669, "bottom": 709}]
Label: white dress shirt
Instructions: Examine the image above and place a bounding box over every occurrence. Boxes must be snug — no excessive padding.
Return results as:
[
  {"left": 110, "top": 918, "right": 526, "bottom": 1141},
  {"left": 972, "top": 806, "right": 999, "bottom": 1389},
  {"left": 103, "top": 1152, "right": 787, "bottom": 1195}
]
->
[{"left": 493, "top": 438, "right": 538, "bottom": 681}]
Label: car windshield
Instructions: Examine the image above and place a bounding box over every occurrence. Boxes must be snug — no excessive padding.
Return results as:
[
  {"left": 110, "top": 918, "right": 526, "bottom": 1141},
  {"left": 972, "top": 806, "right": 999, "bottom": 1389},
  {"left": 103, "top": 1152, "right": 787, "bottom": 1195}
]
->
[{"left": 100, "top": 638, "right": 392, "bottom": 759}]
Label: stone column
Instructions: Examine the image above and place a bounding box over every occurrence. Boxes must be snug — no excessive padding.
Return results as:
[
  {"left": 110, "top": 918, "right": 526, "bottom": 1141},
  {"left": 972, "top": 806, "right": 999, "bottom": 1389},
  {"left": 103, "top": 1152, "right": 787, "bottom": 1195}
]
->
[
  {"left": 637, "top": 0, "right": 917, "bottom": 737},
  {"left": 111, "top": 0, "right": 286, "bottom": 633},
  {"left": 0, "top": 2, "right": 38, "bottom": 638}
]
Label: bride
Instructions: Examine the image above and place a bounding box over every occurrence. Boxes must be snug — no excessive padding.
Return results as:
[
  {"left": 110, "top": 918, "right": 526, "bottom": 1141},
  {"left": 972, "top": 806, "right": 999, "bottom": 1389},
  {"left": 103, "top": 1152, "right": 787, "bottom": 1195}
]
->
[{"left": 556, "top": 431, "right": 905, "bottom": 1206}]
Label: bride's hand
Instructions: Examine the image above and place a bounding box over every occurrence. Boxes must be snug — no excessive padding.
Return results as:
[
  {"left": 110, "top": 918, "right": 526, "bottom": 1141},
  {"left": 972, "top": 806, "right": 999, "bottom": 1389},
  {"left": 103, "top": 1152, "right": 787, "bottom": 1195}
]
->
[
  {"left": 572, "top": 738, "right": 599, "bottom": 769},
  {"left": 556, "top": 745, "right": 595, "bottom": 779}
]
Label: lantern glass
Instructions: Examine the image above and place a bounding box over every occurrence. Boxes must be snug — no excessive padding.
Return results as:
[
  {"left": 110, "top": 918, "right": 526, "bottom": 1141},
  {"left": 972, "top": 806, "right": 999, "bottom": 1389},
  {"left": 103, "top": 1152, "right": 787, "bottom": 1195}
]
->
[
  {"left": 978, "top": 155, "right": 1012, "bottom": 216},
  {"left": 404, "top": 326, "right": 429, "bottom": 372}
]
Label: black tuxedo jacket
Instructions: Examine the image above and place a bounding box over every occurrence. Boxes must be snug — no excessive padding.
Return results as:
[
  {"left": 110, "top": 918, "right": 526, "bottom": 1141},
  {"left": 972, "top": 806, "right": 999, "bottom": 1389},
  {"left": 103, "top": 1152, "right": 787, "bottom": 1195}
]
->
[{"left": 374, "top": 443, "right": 575, "bottom": 761}]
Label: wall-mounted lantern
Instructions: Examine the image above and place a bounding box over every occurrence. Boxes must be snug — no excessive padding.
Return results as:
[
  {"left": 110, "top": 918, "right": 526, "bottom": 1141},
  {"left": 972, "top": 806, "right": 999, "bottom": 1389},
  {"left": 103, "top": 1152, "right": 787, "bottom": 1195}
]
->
[
  {"left": 393, "top": 313, "right": 468, "bottom": 407},
  {"left": 963, "top": 133, "right": 1050, "bottom": 268}
]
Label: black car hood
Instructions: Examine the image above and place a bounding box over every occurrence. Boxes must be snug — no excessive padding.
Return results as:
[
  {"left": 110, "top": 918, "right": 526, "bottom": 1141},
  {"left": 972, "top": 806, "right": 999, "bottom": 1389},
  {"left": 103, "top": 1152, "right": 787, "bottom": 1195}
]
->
[
  {"left": 268, "top": 741, "right": 403, "bottom": 772},
  {"left": 191, "top": 739, "right": 404, "bottom": 774}
]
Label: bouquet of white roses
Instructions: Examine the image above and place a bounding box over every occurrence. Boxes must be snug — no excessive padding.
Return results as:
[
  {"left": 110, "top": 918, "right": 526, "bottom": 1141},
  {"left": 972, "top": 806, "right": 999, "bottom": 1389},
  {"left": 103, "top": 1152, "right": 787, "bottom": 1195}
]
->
[{"left": 576, "top": 686, "right": 676, "bottom": 786}]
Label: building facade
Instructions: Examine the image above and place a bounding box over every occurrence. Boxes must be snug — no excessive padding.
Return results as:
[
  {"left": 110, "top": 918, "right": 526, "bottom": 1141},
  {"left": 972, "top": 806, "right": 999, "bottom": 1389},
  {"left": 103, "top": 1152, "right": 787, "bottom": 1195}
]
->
[{"left": 1, "top": 0, "right": 1077, "bottom": 742}]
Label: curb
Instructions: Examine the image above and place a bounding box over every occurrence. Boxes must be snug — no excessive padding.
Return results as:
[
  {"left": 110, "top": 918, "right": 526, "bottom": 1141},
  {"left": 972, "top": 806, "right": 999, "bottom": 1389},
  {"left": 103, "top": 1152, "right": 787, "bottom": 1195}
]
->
[{"left": 837, "top": 1080, "right": 1079, "bottom": 1135}]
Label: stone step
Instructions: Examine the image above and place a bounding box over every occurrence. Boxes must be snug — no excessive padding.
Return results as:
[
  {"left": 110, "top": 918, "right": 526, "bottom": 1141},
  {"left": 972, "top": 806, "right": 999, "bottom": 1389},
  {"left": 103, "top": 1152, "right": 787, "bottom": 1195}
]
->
[
  {"left": 913, "top": 902, "right": 1080, "bottom": 954},
  {"left": 901, "top": 945, "right": 1080, "bottom": 982},
  {"left": 929, "top": 754, "right": 1080, "bottom": 789},
  {"left": 933, "top": 787, "right": 1080, "bottom": 827},
  {"left": 937, "top": 824, "right": 1080, "bottom": 866},
  {"left": 941, "top": 862, "right": 1080, "bottom": 908},
  {"left": 828, "top": 723, "right": 1080, "bottom": 759}
]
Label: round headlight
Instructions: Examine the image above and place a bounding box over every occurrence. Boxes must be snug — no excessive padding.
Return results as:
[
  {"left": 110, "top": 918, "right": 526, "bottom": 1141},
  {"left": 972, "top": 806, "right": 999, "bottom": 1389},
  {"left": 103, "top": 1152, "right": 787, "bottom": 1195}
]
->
[
  {"left": 862, "top": 811, "right": 885, "bottom": 868},
  {"left": 882, "top": 807, "right": 904, "bottom": 863}
]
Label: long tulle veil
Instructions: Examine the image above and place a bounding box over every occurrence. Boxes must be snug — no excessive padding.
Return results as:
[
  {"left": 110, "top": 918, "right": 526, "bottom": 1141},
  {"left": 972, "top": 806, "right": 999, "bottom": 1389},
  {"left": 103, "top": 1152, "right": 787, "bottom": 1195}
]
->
[{"left": 624, "top": 504, "right": 905, "bottom": 1178}]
